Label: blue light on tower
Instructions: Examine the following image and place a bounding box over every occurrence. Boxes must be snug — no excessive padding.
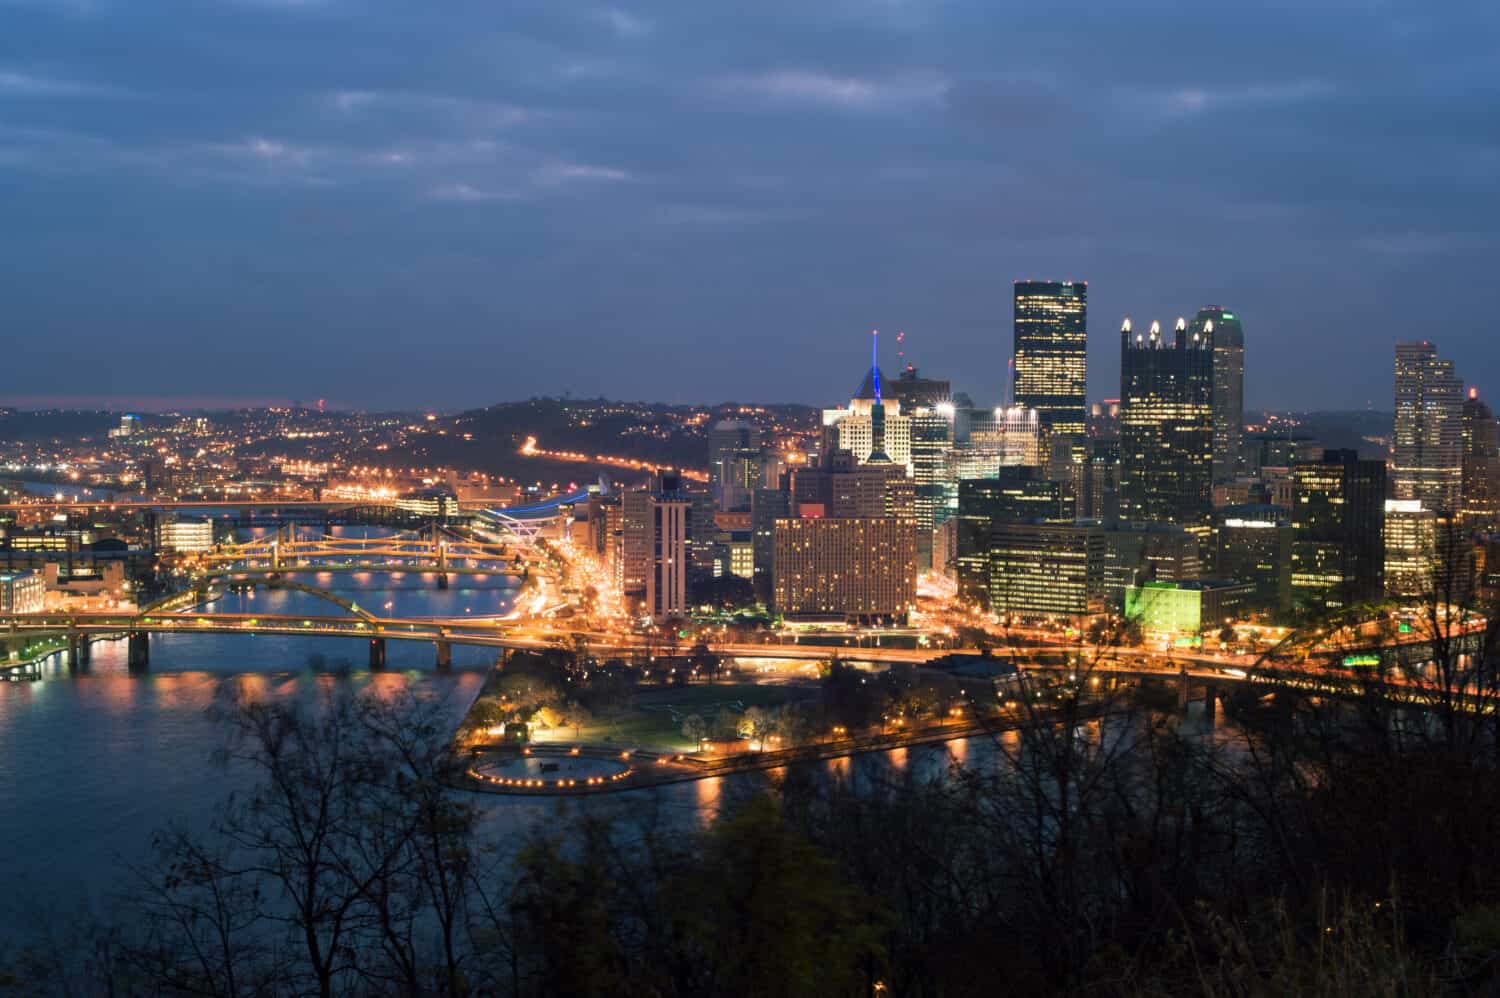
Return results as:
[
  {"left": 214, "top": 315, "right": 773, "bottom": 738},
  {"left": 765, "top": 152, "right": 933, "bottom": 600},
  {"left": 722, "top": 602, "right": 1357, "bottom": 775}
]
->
[{"left": 871, "top": 329, "right": 880, "bottom": 403}]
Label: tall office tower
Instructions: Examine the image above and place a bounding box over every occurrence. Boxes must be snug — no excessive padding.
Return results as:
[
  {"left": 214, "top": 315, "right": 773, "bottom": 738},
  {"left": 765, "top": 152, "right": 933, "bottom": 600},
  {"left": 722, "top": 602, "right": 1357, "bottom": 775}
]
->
[
  {"left": 751, "top": 486, "right": 790, "bottom": 605},
  {"left": 1119, "top": 318, "right": 1215, "bottom": 534},
  {"left": 1290, "top": 450, "right": 1386, "bottom": 610},
  {"left": 954, "top": 470, "right": 1067, "bottom": 606},
  {"left": 773, "top": 517, "right": 917, "bottom": 621},
  {"left": 620, "top": 489, "right": 652, "bottom": 604},
  {"left": 891, "top": 366, "right": 951, "bottom": 410},
  {"left": 1013, "top": 281, "right": 1088, "bottom": 434},
  {"left": 646, "top": 489, "right": 691, "bottom": 621},
  {"left": 985, "top": 521, "right": 1106, "bottom": 620},
  {"left": 1462, "top": 389, "right": 1500, "bottom": 532},
  {"left": 1393, "top": 342, "right": 1463, "bottom": 513},
  {"left": 1384, "top": 499, "right": 1436, "bottom": 598},
  {"left": 908, "top": 403, "right": 955, "bottom": 568},
  {"left": 1081, "top": 438, "right": 1121, "bottom": 526},
  {"left": 1189, "top": 307, "right": 1245, "bottom": 482},
  {"left": 950, "top": 405, "right": 1045, "bottom": 480},
  {"left": 708, "top": 420, "right": 762, "bottom": 511}
]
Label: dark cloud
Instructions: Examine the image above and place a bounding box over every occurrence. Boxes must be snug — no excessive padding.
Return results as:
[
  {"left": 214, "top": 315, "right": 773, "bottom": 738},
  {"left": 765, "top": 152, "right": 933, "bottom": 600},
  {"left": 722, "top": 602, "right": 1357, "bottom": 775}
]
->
[{"left": 1, "top": 0, "right": 1497, "bottom": 410}]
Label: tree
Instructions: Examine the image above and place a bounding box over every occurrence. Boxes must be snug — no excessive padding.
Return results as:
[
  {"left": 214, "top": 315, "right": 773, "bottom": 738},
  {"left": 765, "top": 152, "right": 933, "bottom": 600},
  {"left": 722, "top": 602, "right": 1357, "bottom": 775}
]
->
[{"left": 681, "top": 713, "right": 707, "bottom": 745}]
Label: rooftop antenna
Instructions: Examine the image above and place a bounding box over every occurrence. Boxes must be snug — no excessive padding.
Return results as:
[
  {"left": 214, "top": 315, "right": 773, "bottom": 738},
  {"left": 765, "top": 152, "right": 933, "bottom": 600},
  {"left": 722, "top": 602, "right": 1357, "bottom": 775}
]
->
[{"left": 871, "top": 329, "right": 881, "bottom": 403}]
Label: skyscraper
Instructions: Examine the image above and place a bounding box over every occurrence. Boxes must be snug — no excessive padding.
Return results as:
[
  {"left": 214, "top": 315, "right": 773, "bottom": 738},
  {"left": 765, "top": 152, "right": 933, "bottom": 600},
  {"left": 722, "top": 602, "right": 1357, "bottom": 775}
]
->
[
  {"left": 1290, "top": 450, "right": 1386, "bottom": 610},
  {"left": 707, "top": 420, "right": 762, "bottom": 511},
  {"left": 1013, "top": 281, "right": 1087, "bottom": 434},
  {"left": 1462, "top": 389, "right": 1500, "bottom": 532},
  {"left": 1119, "top": 318, "right": 1215, "bottom": 534},
  {"left": 1393, "top": 342, "right": 1463, "bottom": 513},
  {"left": 1189, "top": 307, "right": 1245, "bottom": 483}
]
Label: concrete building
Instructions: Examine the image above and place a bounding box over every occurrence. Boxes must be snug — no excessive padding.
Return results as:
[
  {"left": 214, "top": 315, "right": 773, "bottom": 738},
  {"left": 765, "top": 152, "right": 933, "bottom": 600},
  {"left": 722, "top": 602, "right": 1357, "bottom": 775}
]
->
[
  {"left": 155, "top": 515, "right": 215, "bottom": 553},
  {"left": 1214, "top": 505, "right": 1293, "bottom": 616},
  {"left": 773, "top": 517, "right": 917, "bottom": 621},
  {"left": 985, "top": 521, "right": 1106, "bottom": 620},
  {"left": 0, "top": 571, "right": 45, "bottom": 613},
  {"left": 1125, "top": 579, "right": 1256, "bottom": 641}
]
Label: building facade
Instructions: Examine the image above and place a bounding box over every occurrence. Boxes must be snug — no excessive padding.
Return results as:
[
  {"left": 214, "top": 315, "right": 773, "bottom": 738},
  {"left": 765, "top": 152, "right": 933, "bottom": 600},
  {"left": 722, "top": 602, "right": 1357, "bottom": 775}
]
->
[
  {"left": 1290, "top": 450, "right": 1386, "bottom": 610},
  {"left": 1393, "top": 341, "right": 1463, "bottom": 513},
  {"left": 773, "top": 517, "right": 917, "bottom": 621},
  {"left": 985, "top": 521, "right": 1106, "bottom": 620},
  {"left": 1190, "top": 307, "right": 1245, "bottom": 483},
  {"left": 1013, "top": 280, "right": 1087, "bottom": 434},
  {"left": 1119, "top": 318, "right": 1215, "bottom": 534}
]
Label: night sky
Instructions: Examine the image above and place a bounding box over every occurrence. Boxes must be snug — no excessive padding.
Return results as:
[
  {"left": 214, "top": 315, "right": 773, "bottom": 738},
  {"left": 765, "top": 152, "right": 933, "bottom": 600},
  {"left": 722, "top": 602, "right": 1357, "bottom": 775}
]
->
[{"left": 2, "top": 1, "right": 1497, "bottom": 412}]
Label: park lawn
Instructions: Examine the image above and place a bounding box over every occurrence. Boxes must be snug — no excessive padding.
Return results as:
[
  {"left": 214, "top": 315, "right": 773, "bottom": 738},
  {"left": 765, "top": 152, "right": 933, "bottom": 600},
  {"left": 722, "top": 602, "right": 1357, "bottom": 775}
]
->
[{"left": 546, "top": 682, "right": 816, "bottom": 753}]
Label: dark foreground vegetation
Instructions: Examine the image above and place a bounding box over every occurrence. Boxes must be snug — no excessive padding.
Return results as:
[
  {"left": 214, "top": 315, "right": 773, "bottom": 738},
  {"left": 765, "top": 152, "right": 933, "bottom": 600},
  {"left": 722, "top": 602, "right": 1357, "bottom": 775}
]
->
[{"left": 9, "top": 604, "right": 1500, "bottom": 996}]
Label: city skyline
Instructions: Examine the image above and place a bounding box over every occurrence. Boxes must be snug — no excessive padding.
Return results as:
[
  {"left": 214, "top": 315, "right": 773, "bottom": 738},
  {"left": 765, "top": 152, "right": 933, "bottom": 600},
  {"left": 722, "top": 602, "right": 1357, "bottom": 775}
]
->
[{"left": 3, "top": 1, "right": 1498, "bottom": 411}]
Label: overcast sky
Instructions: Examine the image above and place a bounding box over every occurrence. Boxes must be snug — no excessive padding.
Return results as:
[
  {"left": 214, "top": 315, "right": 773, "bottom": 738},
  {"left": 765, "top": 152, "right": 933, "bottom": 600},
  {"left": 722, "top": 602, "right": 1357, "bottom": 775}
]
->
[{"left": 2, "top": 0, "right": 1497, "bottom": 412}]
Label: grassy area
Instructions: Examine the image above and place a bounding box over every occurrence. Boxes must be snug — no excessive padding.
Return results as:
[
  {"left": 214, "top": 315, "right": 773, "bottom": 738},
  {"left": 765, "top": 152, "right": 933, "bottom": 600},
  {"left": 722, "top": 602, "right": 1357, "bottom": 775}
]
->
[{"left": 539, "top": 682, "right": 814, "bottom": 752}]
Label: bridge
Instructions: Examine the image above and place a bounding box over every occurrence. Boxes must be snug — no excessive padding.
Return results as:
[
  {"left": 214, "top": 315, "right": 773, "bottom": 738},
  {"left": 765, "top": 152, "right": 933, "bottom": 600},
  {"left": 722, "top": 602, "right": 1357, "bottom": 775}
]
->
[{"left": 198, "top": 523, "right": 555, "bottom": 585}]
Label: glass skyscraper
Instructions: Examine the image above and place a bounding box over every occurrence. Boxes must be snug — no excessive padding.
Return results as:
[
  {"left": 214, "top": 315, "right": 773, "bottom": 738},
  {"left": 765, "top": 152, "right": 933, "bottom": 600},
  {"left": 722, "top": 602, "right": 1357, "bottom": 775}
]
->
[
  {"left": 1013, "top": 280, "right": 1087, "bottom": 434},
  {"left": 1393, "top": 341, "right": 1463, "bottom": 514},
  {"left": 1119, "top": 318, "right": 1215, "bottom": 535},
  {"left": 1189, "top": 307, "right": 1244, "bottom": 483}
]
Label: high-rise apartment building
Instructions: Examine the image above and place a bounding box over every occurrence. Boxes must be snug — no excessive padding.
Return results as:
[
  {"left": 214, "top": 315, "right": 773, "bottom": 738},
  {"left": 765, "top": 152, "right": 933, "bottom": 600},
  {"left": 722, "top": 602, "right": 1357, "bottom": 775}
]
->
[
  {"left": 773, "top": 517, "right": 917, "bottom": 621},
  {"left": 1393, "top": 342, "right": 1463, "bottom": 513},
  {"left": 1013, "top": 281, "right": 1087, "bottom": 434},
  {"left": 1119, "top": 318, "right": 1215, "bottom": 534},
  {"left": 1189, "top": 307, "right": 1245, "bottom": 483},
  {"left": 1290, "top": 450, "right": 1386, "bottom": 610}
]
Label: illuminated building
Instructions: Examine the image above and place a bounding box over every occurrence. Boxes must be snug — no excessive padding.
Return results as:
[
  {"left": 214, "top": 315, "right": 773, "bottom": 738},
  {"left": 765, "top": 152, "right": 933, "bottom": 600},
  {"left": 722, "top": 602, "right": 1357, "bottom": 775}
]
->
[
  {"left": 751, "top": 487, "right": 790, "bottom": 604},
  {"left": 1119, "top": 318, "right": 1214, "bottom": 535},
  {"left": 1394, "top": 341, "right": 1463, "bottom": 513},
  {"left": 1124, "top": 579, "right": 1255, "bottom": 640},
  {"left": 154, "top": 515, "right": 215, "bottom": 553},
  {"left": 1462, "top": 390, "right": 1500, "bottom": 532},
  {"left": 712, "top": 530, "right": 754, "bottom": 580},
  {"left": 708, "top": 420, "right": 762, "bottom": 511},
  {"left": 645, "top": 473, "right": 692, "bottom": 621},
  {"left": 0, "top": 571, "right": 45, "bottom": 614},
  {"left": 1013, "top": 280, "right": 1087, "bottom": 434},
  {"left": 620, "top": 490, "right": 651, "bottom": 602},
  {"left": 955, "top": 470, "right": 1067, "bottom": 605},
  {"left": 1384, "top": 499, "right": 1435, "bottom": 598},
  {"left": 1214, "top": 504, "right": 1292, "bottom": 616},
  {"left": 394, "top": 488, "right": 459, "bottom": 519},
  {"left": 823, "top": 399, "right": 912, "bottom": 472},
  {"left": 1102, "top": 521, "right": 1202, "bottom": 607},
  {"left": 907, "top": 403, "right": 954, "bottom": 567},
  {"left": 790, "top": 449, "right": 913, "bottom": 521},
  {"left": 985, "top": 521, "right": 1105, "bottom": 620},
  {"left": 1081, "top": 439, "right": 1121, "bottom": 526},
  {"left": 1290, "top": 450, "right": 1385, "bottom": 609},
  {"left": 1385, "top": 499, "right": 1473, "bottom": 602},
  {"left": 773, "top": 517, "right": 917, "bottom": 621},
  {"left": 1189, "top": 308, "right": 1245, "bottom": 482}
]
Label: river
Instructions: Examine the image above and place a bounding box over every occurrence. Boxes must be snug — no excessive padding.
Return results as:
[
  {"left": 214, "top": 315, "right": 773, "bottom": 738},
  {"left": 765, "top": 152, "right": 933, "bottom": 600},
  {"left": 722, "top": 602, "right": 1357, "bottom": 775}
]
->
[{"left": 0, "top": 530, "right": 1001, "bottom": 942}]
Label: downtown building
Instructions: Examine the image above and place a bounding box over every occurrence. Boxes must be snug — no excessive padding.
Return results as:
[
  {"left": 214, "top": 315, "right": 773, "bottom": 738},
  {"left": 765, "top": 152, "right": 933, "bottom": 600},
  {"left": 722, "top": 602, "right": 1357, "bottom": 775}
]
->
[
  {"left": 1462, "top": 389, "right": 1500, "bottom": 533},
  {"left": 1213, "top": 504, "right": 1293, "bottom": 617},
  {"left": 1393, "top": 341, "right": 1463, "bottom": 513},
  {"left": 707, "top": 419, "right": 762, "bottom": 512},
  {"left": 1290, "top": 450, "right": 1386, "bottom": 610},
  {"left": 1189, "top": 307, "right": 1245, "bottom": 483},
  {"left": 1119, "top": 318, "right": 1215, "bottom": 537},
  {"left": 986, "top": 521, "right": 1106, "bottom": 621},
  {"left": 773, "top": 517, "right": 917, "bottom": 623},
  {"left": 1013, "top": 281, "right": 1088, "bottom": 434}
]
